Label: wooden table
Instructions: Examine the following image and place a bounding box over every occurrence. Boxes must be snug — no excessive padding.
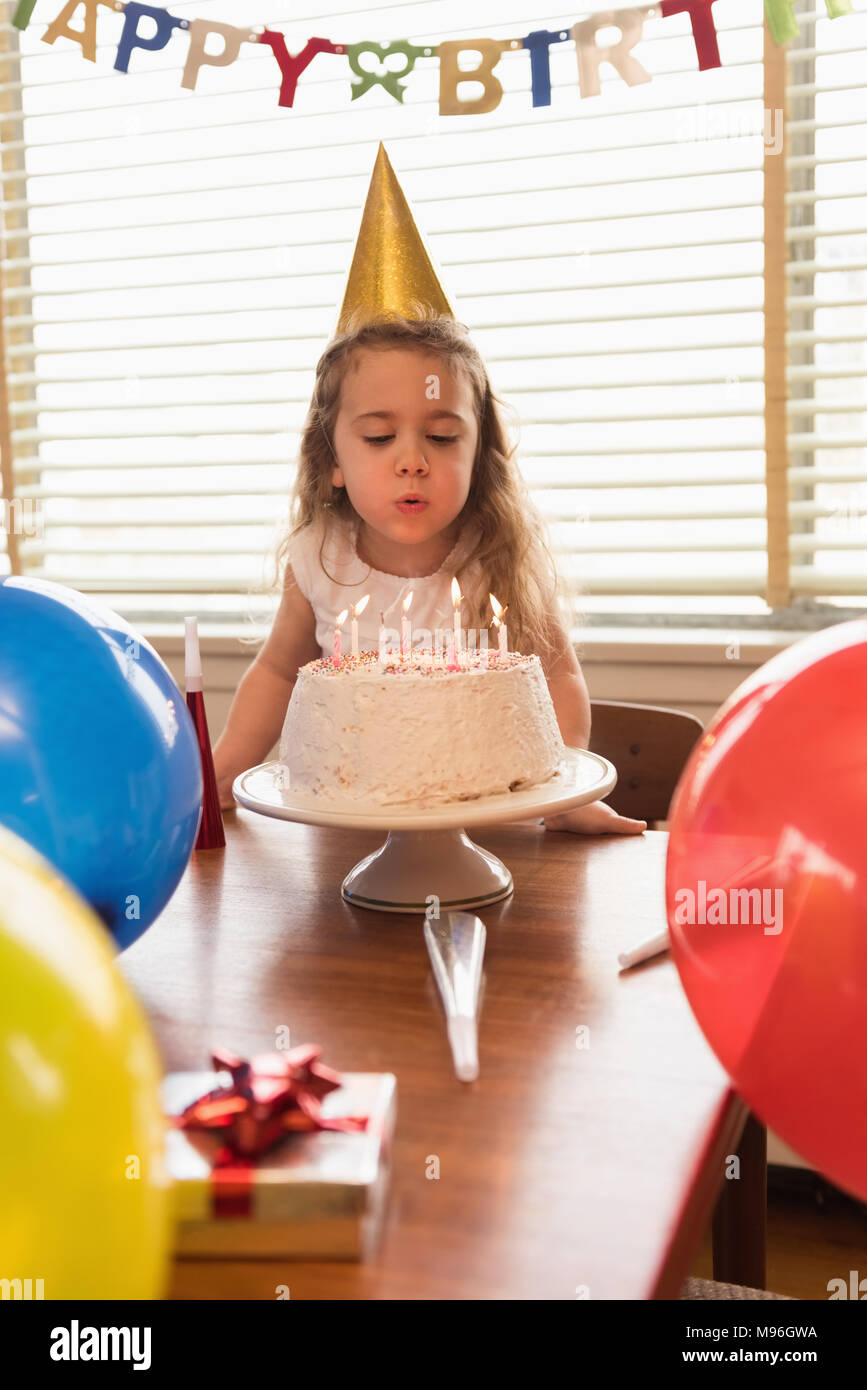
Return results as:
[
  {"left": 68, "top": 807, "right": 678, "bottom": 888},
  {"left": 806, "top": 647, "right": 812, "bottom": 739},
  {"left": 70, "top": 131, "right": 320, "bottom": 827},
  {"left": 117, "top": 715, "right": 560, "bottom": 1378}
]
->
[{"left": 120, "top": 816, "right": 753, "bottom": 1300}]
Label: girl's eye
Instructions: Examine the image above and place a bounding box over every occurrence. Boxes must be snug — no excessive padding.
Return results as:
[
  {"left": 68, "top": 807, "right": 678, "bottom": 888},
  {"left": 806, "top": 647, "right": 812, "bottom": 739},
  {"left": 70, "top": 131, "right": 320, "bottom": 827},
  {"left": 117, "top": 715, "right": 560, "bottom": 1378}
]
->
[{"left": 363, "top": 435, "right": 458, "bottom": 446}]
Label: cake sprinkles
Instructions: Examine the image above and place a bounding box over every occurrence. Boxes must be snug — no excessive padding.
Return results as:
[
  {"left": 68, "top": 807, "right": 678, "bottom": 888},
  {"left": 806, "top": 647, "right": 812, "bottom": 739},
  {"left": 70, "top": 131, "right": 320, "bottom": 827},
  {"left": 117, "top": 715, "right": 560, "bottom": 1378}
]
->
[{"left": 307, "top": 650, "right": 527, "bottom": 678}]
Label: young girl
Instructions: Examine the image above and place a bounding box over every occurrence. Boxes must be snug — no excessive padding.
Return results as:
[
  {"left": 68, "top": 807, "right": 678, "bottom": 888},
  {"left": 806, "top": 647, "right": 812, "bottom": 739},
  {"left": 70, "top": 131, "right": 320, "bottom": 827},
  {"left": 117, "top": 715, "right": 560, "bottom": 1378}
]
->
[{"left": 213, "top": 308, "right": 646, "bottom": 836}]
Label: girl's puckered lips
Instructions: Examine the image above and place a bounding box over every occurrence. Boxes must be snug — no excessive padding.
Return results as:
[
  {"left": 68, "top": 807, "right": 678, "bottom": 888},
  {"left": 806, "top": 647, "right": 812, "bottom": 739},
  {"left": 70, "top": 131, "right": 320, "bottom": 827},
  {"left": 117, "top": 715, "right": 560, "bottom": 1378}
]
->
[{"left": 396, "top": 495, "right": 429, "bottom": 513}]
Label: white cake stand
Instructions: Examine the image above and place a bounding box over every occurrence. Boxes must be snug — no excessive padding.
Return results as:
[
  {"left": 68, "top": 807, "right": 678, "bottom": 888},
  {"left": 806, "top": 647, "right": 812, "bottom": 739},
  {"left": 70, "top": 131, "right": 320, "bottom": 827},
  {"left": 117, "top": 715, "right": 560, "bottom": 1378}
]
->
[{"left": 233, "top": 748, "right": 616, "bottom": 914}]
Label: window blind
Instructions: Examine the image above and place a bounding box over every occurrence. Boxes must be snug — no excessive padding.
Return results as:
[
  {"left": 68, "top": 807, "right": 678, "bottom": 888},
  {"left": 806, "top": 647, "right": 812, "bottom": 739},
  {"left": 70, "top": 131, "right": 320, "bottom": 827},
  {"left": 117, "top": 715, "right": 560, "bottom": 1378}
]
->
[
  {"left": 0, "top": 0, "right": 863, "bottom": 630},
  {"left": 784, "top": 8, "right": 867, "bottom": 601}
]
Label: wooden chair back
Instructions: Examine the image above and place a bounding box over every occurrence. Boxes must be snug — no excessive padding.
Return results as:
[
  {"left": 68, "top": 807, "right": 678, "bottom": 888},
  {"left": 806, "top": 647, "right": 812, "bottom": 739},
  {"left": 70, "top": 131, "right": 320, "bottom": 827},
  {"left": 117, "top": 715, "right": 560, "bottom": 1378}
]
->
[{"left": 589, "top": 699, "right": 705, "bottom": 823}]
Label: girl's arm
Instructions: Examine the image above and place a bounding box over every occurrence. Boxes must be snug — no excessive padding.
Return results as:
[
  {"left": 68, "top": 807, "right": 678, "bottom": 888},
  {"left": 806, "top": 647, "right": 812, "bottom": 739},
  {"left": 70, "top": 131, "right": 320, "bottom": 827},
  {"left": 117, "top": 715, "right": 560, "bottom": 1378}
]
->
[
  {"left": 212, "top": 567, "right": 321, "bottom": 809},
  {"left": 539, "top": 607, "right": 646, "bottom": 837},
  {"left": 542, "top": 613, "right": 592, "bottom": 749}
]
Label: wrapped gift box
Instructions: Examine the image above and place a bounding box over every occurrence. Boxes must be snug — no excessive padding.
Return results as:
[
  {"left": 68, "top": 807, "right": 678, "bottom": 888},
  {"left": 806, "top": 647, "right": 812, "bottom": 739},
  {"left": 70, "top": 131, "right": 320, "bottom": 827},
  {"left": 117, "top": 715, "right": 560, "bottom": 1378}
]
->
[{"left": 162, "top": 1068, "right": 397, "bottom": 1260}]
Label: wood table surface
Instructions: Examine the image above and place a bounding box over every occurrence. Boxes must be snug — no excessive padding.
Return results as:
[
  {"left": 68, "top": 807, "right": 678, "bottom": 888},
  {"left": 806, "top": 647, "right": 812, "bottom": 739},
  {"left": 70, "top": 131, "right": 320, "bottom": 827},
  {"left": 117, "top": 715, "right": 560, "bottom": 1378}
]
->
[{"left": 119, "top": 814, "right": 746, "bottom": 1301}]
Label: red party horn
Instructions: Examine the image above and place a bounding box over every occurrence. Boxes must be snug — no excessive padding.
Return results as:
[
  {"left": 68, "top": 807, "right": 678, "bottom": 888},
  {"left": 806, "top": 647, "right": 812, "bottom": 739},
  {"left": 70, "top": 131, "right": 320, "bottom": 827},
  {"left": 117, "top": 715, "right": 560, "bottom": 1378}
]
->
[{"left": 185, "top": 615, "right": 225, "bottom": 851}]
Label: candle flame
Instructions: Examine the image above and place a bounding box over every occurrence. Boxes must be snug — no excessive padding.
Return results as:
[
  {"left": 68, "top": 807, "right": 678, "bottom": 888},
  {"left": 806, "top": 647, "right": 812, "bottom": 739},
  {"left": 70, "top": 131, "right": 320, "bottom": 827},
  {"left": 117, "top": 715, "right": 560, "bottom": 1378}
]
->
[
  {"left": 354, "top": 594, "right": 370, "bottom": 618},
  {"left": 489, "top": 592, "right": 503, "bottom": 619},
  {"left": 402, "top": 590, "right": 414, "bottom": 614},
  {"left": 491, "top": 614, "right": 500, "bottom": 629},
  {"left": 336, "top": 608, "right": 349, "bottom": 627},
  {"left": 451, "top": 577, "right": 462, "bottom": 607}
]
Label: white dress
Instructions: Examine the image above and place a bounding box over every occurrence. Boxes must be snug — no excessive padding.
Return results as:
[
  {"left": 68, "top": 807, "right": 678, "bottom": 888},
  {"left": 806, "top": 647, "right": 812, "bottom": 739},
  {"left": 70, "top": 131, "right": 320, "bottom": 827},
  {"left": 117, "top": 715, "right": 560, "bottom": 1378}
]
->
[{"left": 285, "top": 514, "right": 482, "bottom": 660}]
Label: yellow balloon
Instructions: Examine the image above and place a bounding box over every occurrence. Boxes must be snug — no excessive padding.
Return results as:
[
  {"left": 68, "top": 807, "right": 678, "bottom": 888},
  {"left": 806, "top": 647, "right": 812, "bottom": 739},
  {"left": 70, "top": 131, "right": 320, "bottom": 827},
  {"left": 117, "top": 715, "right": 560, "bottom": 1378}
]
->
[{"left": 0, "top": 824, "right": 170, "bottom": 1299}]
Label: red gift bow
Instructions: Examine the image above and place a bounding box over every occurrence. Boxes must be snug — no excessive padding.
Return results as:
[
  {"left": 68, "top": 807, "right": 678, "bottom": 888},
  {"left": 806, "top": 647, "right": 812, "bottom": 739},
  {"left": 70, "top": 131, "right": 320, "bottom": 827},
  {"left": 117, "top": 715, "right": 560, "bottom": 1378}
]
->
[{"left": 170, "top": 1044, "right": 369, "bottom": 1161}]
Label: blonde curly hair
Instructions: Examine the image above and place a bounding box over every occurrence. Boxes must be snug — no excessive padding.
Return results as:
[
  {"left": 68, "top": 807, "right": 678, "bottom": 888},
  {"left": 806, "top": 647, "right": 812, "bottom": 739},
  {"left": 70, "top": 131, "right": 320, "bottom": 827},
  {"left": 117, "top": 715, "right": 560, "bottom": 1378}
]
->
[{"left": 270, "top": 305, "right": 567, "bottom": 661}]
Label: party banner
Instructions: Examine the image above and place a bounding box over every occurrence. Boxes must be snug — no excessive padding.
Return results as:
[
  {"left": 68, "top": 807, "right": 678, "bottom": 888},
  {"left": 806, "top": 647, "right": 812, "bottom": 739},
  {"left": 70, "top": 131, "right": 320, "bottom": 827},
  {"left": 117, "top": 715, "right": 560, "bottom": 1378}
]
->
[{"left": 10, "top": 1, "right": 857, "bottom": 111}]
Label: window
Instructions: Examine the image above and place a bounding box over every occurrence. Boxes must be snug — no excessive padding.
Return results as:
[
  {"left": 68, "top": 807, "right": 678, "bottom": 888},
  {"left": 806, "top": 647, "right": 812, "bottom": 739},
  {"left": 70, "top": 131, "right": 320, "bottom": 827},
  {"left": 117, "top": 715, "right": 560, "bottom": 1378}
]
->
[
  {"left": 784, "top": 7, "right": 867, "bottom": 610},
  {"left": 1, "top": 0, "right": 865, "bottom": 635}
]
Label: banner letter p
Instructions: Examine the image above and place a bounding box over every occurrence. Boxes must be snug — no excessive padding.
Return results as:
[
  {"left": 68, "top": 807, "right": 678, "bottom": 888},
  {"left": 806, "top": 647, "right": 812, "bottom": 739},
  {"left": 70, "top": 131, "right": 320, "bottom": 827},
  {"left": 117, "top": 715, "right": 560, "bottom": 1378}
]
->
[
  {"left": 115, "top": 2, "right": 184, "bottom": 74},
  {"left": 181, "top": 19, "right": 248, "bottom": 91}
]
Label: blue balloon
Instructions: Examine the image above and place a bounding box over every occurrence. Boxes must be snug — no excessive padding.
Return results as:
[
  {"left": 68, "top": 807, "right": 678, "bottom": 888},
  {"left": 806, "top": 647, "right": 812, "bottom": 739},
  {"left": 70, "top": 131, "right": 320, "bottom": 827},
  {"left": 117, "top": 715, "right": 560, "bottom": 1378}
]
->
[{"left": 0, "top": 577, "right": 202, "bottom": 949}]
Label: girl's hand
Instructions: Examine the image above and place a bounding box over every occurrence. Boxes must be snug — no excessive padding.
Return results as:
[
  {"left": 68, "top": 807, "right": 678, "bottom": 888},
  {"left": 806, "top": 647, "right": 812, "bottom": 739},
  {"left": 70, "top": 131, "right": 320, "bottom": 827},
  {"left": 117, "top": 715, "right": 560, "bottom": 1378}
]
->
[
  {"left": 218, "top": 779, "right": 237, "bottom": 813},
  {"left": 544, "top": 801, "right": 647, "bottom": 836}
]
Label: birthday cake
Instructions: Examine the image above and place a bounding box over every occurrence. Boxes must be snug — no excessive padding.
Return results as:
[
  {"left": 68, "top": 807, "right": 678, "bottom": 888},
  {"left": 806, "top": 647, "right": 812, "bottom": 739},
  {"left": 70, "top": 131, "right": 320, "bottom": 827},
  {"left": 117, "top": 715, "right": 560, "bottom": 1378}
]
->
[{"left": 278, "top": 650, "right": 566, "bottom": 809}]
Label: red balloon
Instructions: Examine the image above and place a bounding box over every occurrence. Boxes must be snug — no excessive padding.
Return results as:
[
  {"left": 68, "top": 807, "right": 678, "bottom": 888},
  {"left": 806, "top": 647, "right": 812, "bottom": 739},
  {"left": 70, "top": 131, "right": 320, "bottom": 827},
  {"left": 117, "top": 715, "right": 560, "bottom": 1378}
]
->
[{"left": 666, "top": 617, "right": 867, "bottom": 1201}]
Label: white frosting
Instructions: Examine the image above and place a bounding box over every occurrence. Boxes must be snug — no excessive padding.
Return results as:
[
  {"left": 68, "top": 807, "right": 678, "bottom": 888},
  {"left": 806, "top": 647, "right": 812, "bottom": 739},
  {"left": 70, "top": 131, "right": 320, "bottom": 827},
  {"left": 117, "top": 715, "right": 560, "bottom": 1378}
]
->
[{"left": 279, "top": 651, "right": 566, "bottom": 809}]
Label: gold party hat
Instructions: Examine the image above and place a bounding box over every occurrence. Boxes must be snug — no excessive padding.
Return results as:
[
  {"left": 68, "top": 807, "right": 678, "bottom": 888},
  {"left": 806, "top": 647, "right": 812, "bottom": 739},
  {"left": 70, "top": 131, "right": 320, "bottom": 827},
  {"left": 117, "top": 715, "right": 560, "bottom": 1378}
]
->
[{"left": 336, "top": 142, "right": 456, "bottom": 334}]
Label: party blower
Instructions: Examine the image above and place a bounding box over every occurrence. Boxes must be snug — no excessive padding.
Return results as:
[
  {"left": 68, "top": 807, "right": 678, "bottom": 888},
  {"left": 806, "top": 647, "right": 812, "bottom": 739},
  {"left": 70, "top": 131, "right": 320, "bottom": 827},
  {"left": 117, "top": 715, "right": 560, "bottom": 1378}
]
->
[
  {"left": 185, "top": 616, "right": 225, "bottom": 851},
  {"left": 424, "top": 912, "right": 486, "bottom": 1083}
]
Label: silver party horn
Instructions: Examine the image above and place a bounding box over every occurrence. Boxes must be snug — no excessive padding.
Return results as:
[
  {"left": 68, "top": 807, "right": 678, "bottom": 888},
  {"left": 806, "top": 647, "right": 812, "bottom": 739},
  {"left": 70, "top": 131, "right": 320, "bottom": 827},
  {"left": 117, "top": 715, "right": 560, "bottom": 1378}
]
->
[{"left": 423, "top": 911, "right": 486, "bottom": 1082}]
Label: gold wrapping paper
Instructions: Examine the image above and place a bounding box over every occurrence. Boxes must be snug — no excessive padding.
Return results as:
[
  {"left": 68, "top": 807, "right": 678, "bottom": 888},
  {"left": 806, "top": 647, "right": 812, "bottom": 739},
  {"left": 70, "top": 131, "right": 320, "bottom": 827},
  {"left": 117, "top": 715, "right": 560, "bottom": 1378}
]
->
[{"left": 163, "top": 1070, "right": 397, "bottom": 1260}]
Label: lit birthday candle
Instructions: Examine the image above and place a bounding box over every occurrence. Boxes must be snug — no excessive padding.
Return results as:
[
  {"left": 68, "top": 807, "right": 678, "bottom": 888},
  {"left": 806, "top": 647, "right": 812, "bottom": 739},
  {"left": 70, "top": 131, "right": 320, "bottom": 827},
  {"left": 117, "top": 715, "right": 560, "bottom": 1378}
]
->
[
  {"left": 490, "top": 593, "right": 508, "bottom": 659},
  {"left": 401, "top": 590, "right": 414, "bottom": 662},
  {"left": 351, "top": 593, "right": 370, "bottom": 657},
  {"left": 333, "top": 607, "right": 349, "bottom": 663},
  {"left": 379, "top": 610, "right": 388, "bottom": 665},
  {"left": 491, "top": 614, "right": 502, "bottom": 661},
  {"left": 451, "top": 577, "right": 462, "bottom": 667}
]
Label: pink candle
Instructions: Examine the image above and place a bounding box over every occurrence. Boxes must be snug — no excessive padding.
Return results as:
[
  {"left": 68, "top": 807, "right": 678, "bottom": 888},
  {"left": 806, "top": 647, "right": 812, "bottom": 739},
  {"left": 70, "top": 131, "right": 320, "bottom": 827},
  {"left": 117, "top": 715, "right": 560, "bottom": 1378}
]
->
[
  {"left": 446, "top": 628, "right": 458, "bottom": 671},
  {"left": 333, "top": 607, "right": 349, "bottom": 663}
]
